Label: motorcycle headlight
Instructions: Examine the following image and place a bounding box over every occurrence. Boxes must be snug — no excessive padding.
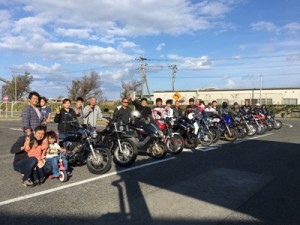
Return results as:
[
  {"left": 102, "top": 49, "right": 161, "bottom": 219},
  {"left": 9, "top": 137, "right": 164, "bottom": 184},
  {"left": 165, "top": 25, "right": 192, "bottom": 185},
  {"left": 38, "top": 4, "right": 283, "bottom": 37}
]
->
[
  {"left": 92, "top": 130, "right": 98, "bottom": 139},
  {"left": 158, "top": 130, "right": 164, "bottom": 137}
]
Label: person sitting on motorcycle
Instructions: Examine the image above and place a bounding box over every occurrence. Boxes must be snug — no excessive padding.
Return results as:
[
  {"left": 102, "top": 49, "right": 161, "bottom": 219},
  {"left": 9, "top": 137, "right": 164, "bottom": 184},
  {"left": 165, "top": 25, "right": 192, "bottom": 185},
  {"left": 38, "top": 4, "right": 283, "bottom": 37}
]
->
[
  {"left": 152, "top": 98, "right": 164, "bottom": 120},
  {"left": 241, "top": 101, "right": 252, "bottom": 114},
  {"left": 261, "top": 104, "right": 270, "bottom": 116},
  {"left": 130, "top": 94, "right": 152, "bottom": 121},
  {"left": 113, "top": 98, "right": 132, "bottom": 124},
  {"left": 253, "top": 103, "right": 263, "bottom": 115},
  {"left": 163, "top": 99, "right": 174, "bottom": 119},
  {"left": 219, "top": 102, "right": 238, "bottom": 116},
  {"left": 185, "top": 98, "right": 199, "bottom": 117},
  {"left": 233, "top": 102, "right": 242, "bottom": 113}
]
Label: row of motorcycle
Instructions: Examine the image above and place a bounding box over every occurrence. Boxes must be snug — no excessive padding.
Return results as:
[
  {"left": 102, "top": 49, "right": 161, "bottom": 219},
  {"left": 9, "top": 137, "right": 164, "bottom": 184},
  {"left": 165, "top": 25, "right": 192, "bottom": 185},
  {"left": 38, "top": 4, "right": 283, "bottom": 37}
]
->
[{"left": 58, "top": 110, "right": 282, "bottom": 176}]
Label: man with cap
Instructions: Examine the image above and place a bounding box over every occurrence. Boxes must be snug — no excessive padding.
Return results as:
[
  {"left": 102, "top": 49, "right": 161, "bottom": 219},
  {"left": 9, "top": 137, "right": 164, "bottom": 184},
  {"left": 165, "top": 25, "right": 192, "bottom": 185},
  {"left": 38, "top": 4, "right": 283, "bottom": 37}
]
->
[{"left": 185, "top": 98, "right": 199, "bottom": 116}]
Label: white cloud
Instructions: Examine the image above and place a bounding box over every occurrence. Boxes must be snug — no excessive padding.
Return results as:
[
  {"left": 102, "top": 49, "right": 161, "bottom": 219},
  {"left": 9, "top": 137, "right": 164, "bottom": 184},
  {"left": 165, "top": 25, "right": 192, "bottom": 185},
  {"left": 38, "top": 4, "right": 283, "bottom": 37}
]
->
[
  {"left": 251, "top": 21, "right": 300, "bottom": 35},
  {"left": 283, "top": 22, "right": 300, "bottom": 34},
  {"left": 55, "top": 28, "right": 92, "bottom": 39},
  {"left": 156, "top": 43, "right": 166, "bottom": 51},
  {"left": 167, "top": 54, "right": 212, "bottom": 69},
  {"left": 119, "top": 41, "right": 138, "bottom": 48},
  {"left": 251, "top": 21, "right": 280, "bottom": 33}
]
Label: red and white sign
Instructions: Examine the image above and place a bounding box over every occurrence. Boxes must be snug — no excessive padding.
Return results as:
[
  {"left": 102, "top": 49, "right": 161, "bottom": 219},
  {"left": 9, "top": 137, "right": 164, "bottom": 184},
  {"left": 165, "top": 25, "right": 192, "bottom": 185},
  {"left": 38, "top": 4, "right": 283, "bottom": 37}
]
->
[{"left": 3, "top": 95, "right": 8, "bottom": 102}]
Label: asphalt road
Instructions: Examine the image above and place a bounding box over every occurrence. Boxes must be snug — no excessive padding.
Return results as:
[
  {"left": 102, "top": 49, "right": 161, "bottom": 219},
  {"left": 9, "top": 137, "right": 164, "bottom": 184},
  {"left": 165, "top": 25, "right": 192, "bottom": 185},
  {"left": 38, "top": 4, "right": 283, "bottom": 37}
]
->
[{"left": 0, "top": 119, "right": 299, "bottom": 225}]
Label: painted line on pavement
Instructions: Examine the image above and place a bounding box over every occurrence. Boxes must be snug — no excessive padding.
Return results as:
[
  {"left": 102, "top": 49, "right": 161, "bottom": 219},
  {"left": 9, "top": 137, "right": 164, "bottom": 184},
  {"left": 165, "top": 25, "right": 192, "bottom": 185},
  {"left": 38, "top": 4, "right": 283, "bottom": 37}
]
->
[
  {"left": 282, "top": 123, "right": 293, "bottom": 128},
  {"left": 233, "top": 133, "right": 274, "bottom": 144},
  {"left": 0, "top": 157, "right": 176, "bottom": 207},
  {"left": 9, "top": 128, "right": 22, "bottom": 131}
]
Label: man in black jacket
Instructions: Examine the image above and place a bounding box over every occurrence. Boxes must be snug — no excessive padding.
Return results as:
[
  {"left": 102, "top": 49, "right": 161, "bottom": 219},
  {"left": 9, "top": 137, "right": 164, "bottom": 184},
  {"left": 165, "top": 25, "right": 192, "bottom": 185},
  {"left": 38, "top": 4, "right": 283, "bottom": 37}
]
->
[
  {"left": 185, "top": 98, "right": 199, "bottom": 116},
  {"left": 11, "top": 126, "right": 48, "bottom": 187},
  {"left": 130, "top": 94, "right": 152, "bottom": 120},
  {"left": 113, "top": 98, "right": 132, "bottom": 124}
]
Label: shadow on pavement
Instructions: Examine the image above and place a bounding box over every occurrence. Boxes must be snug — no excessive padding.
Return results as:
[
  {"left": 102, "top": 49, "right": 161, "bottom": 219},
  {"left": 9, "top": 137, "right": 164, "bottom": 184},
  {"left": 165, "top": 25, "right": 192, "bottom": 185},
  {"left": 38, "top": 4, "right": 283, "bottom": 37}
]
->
[{"left": 1, "top": 138, "right": 300, "bottom": 225}]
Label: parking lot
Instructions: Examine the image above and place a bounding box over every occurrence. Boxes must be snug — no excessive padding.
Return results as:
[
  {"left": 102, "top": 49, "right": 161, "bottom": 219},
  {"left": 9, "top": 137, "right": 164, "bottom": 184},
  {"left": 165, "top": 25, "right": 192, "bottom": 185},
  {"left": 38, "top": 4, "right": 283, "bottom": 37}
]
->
[{"left": 0, "top": 119, "right": 299, "bottom": 225}]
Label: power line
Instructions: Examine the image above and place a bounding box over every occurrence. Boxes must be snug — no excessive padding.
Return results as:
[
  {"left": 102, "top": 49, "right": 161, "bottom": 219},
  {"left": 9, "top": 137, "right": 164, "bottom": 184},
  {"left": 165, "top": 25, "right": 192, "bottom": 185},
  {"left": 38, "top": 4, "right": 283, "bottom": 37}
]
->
[{"left": 145, "top": 73, "right": 300, "bottom": 79}]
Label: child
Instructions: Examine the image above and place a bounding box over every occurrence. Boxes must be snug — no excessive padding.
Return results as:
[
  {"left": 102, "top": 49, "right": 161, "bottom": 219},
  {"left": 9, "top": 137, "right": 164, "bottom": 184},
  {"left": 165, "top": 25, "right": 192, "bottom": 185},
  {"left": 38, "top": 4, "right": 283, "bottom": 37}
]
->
[
  {"left": 25, "top": 136, "right": 48, "bottom": 185},
  {"left": 45, "top": 131, "right": 69, "bottom": 177}
]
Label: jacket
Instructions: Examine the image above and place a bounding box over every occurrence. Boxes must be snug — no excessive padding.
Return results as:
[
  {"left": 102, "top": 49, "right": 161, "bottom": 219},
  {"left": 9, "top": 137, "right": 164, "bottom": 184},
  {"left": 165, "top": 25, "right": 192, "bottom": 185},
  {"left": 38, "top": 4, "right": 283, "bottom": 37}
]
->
[
  {"left": 54, "top": 108, "right": 77, "bottom": 134},
  {"left": 83, "top": 105, "right": 103, "bottom": 127},
  {"left": 22, "top": 105, "right": 44, "bottom": 132}
]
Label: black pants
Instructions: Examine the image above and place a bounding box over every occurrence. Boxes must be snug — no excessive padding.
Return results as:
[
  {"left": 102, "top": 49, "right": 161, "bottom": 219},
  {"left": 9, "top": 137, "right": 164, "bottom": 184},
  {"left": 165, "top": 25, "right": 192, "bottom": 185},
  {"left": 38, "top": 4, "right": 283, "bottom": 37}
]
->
[{"left": 14, "top": 157, "right": 37, "bottom": 181}]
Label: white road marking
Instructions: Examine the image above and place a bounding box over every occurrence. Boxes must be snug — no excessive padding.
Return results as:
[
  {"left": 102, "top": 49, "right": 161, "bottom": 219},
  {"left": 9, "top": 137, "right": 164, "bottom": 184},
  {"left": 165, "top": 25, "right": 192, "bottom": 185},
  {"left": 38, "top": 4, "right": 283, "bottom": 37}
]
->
[
  {"left": 0, "top": 157, "right": 176, "bottom": 207},
  {"left": 9, "top": 128, "right": 22, "bottom": 131},
  {"left": 182, "top": 149, "right": 194, "bottom": 153},
  {"left": 233, "top": 133, "right": 274, "bottom": 144},
  {"left": 282, "top": 123, "right": 293, "bottom": 128}
]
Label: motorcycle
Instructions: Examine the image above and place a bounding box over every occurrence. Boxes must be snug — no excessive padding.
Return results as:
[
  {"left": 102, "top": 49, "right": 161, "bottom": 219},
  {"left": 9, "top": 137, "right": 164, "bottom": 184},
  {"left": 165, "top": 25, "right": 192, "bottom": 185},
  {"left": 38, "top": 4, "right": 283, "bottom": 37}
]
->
[
  {"left": 129, "top": 117, "right": 168, "bottom": 159},
  {"left": 188, "top": 113, "right": 213, "bottom": 146},
  {"left": 218, "top": 113, "right": 238, "bottom": 142},
  {"left": 267, "top": 112, "right": 282, "bottom": 129},
  {"left": 244, "top": 113, "right": 267, "bottom": 135},
  {"left": 156, "top": 117, "right": 184, "bottom": 154},
  {"left": 97, "top": 120, "right": 138, "bottom": 167},
  {"left": 173, "top": 116, "right": 199, "bottom": 149},
  {"left": 61, "top": 122, "right": 112, "bottom": 175}
]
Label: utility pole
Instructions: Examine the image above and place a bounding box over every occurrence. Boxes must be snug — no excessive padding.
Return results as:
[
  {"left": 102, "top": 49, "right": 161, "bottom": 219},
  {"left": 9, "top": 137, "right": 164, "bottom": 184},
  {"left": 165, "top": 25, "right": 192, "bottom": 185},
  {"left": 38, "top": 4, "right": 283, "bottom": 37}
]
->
[
  {"left": 136, "top": 57, "right": 151, "bottom": 101},
  {"left": 14, "top": 73, "right": 17, "bottom": 102},
  {"left": 260, "top": 75, "right": 263, "bottom": 104},
  {"left": 169, "top": 64, "right": 177, "bottom": 91}
]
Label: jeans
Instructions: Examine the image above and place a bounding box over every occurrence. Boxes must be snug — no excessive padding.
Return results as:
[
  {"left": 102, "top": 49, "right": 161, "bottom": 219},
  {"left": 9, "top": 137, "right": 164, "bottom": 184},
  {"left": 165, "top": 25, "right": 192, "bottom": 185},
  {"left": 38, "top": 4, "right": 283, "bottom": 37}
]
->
[
  {"left": 14, "top": 157, "right": 37, "bottom": 181},
  {"left": 32, "top": 167, "right": 45, "bottom": 181},
  {"left": 46, "top": 155, "right": 68, "bottom": 175}
]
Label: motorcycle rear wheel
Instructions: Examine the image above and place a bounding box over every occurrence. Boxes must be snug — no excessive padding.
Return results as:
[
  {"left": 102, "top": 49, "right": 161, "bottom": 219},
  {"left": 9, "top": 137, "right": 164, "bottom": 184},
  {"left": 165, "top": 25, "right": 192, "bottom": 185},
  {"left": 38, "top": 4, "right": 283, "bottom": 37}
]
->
[
  {"left": 87, "top": 148, "right": 112, "bottom": 174},
  {"left": 113, "top": 139, "right": 138, "bottom": 167}
]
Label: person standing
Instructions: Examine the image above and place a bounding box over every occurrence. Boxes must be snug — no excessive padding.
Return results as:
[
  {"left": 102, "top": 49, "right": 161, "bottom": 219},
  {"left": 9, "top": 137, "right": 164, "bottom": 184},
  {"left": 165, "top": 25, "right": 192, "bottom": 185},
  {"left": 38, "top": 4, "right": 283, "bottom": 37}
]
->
[
  {"left": 163, "top": 99, "right": 174, "bottom": 118},
  {"left": 113, "top": 97, "right": 132, "bottom": 124},
  {"left": 185, "top": 98, "right": 199, "bottom": 116},
  {"left": 73, "top": 97, "right": 84, "bottom": 125},
  {"left": 40, "top": 97, "right": 52, "bottom": 129},
  {"left": 83, "top": 97, "right": 108, "bottom": 127},
  {"left": 152, "top": 98, "right": 164, "bottom": 120},
  {"left": 172, "top": 100, "right": 183, "bottom": 120},
  {"left": 54, "top": 98, "right": 77, "bottom": 139},
  {"left": 130, "top": 94, "right": 152, "bottom": 121},
  {"left": 22, "top": 91, "right": 44, "bottom": 136}
]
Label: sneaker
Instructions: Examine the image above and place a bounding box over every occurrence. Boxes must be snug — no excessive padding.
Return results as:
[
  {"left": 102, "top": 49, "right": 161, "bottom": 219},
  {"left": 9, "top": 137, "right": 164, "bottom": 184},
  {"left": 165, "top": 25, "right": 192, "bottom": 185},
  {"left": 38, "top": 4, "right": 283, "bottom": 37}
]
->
[
  {"left": 33, "top": 180, "right": 40, "bottom": 185},
  {"left": 22, "top": 179, "right": 35, "bottom": 187},
  {"left": 39, "top": 177, "right": 46, "bottom": 184},
  {"left": 52, "top": 172, "right": 60, "bottom": 178}
]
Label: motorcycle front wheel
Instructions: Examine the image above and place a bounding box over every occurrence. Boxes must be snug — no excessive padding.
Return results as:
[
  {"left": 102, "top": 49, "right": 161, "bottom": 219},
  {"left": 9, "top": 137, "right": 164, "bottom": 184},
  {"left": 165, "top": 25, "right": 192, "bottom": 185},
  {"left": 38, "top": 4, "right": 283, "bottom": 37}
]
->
[
  {"left": 149, "top": 141, "right": 167, "bottom": 159},
  {"left": 224, "top": 128, "right": 238, "bottom": 142},
  {"left": 166, "top": 134, "right": 184, "bottom": 155},
  {"left": 113, "top": 139, "right": 138, "bottom": 167},
  {"left": 273, "top": 120, "right": 282, "bottom": 129},
  {"left": 247, "top": 124, "right": 257, "bottom": 136},
  {"left": 199, "top": 131, "right": 213, "bottom": 147},
  {"left": 86, "top": 147, "right": 112, "bottom": 174},
  {"left": 184, "top": 134, "right": 199, "bottom": 149}
]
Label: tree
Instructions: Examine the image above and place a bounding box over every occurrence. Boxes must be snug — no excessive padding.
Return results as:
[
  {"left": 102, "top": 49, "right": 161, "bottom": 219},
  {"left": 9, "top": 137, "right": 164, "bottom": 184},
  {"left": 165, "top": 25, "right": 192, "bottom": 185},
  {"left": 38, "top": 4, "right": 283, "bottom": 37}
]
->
[
  {"left": 120, "top": 79, "right": 142, "bottom": 99},
  {"left": 1, "top": 72, "right": 33, "bottom": 101},
  {"left": 68, "top": 70, "right": 104, "bottom": 101}
]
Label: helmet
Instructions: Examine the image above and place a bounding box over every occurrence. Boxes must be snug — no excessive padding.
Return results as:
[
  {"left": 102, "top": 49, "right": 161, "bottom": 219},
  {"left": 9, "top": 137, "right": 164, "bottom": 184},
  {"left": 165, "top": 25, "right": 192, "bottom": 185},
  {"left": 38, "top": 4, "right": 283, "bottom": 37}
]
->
[
  {"left": 222, "top": 102, "right": 228, "bottom": 108},
  {"left": 256, "top": 103, "right": 261, "bottom": 107},
  {"left": 130, "top": 110, "right": 141, "bottom": 121},
  {"left": 187, "top": 113, "right": 195, "bottom": 120}
]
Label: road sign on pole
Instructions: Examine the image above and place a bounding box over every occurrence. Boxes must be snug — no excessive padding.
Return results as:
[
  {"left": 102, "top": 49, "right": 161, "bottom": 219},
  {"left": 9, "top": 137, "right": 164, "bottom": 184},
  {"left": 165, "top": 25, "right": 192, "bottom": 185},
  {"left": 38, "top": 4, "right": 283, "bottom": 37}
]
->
[{"left": 3, "top": 95, "right": 9, "bottom": 102}]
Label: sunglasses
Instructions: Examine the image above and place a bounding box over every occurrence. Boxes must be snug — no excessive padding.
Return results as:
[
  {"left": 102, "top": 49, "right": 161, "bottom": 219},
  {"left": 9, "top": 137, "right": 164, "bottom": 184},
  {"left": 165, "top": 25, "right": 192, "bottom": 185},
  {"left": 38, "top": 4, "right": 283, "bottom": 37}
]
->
[{"left": 123, "top": 101, "right": 129, "bottom": 103}]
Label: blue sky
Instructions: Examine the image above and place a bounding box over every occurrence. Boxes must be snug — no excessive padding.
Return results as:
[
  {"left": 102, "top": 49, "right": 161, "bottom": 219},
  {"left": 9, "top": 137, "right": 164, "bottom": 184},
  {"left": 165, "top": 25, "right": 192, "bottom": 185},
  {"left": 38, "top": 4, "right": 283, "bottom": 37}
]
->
[{"left": 0, "top": 0, "right": 299, "bottom": 100}]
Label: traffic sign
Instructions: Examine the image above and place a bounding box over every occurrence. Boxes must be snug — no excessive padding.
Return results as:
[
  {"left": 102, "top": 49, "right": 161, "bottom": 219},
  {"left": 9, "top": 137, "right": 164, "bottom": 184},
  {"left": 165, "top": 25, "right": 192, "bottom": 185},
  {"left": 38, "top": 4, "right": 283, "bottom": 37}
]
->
[{"left": 3, "top": 95, "right": 8, "bottom": 102}]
